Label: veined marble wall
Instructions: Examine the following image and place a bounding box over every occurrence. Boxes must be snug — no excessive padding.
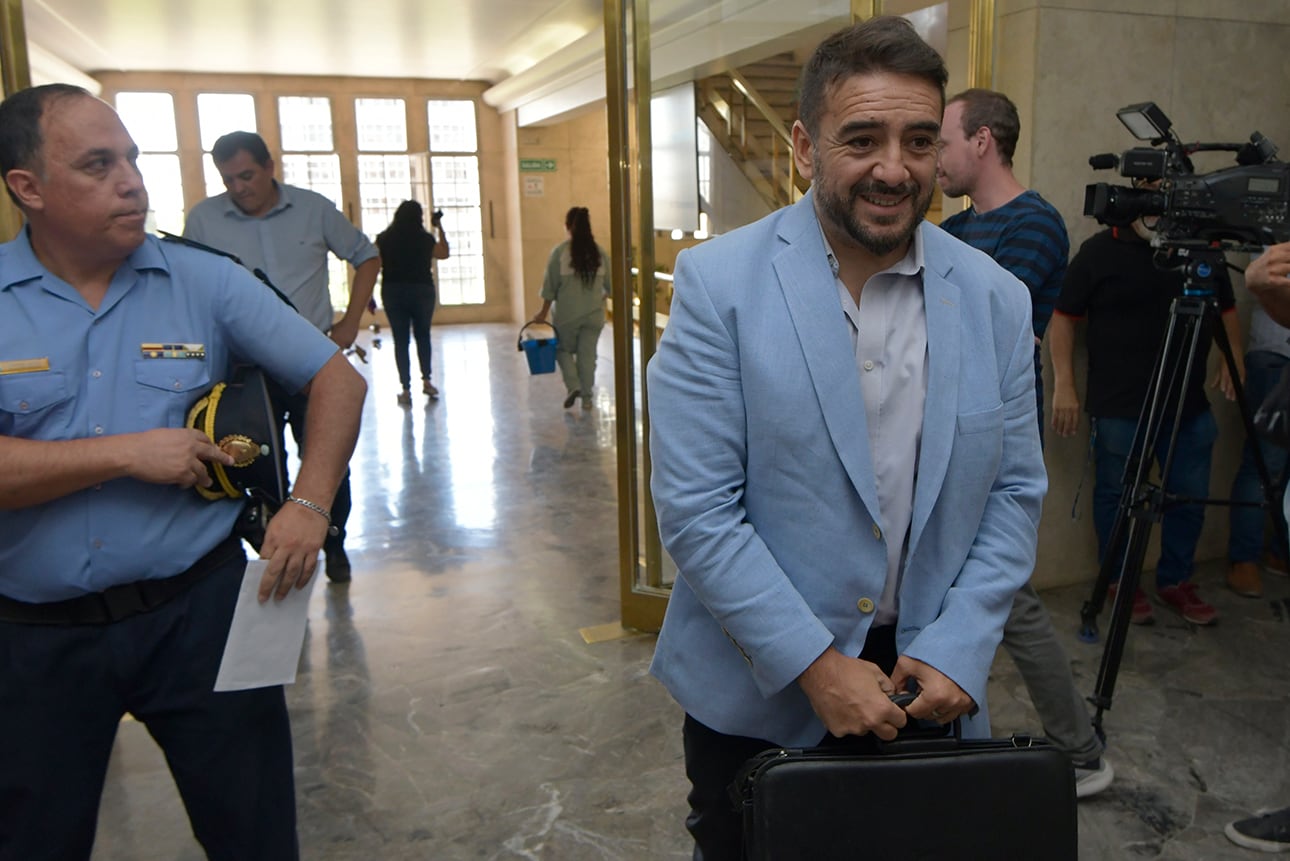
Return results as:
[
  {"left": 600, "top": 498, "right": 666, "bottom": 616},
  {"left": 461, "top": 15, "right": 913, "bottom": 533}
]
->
[{"left": 988, "top": 0, "right": 1290, "bottom": 587}]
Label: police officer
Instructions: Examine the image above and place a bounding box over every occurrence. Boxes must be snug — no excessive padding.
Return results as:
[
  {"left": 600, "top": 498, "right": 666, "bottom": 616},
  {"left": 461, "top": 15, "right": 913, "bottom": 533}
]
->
[{"left": 0, "top": 84, "right": 366, "bottom": 860}]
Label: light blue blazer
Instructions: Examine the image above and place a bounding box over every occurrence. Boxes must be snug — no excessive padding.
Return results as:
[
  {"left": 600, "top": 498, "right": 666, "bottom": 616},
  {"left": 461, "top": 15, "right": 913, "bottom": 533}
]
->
[{"left": 647, "top": 191, "right": 1047, "bottom": 747}]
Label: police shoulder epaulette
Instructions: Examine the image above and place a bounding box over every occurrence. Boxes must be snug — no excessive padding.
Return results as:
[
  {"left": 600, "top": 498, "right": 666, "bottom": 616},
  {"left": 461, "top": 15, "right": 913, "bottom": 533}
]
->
[
  {"left": 159, "top": 230, "right": 245, "bottom": 265},
  {"left": 158, "top": 231, "right": 296, "bottom": 311}
]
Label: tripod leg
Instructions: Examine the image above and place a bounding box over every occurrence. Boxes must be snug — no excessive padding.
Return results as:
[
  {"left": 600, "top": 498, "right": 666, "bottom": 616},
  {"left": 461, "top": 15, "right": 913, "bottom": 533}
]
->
[
  {"left": 1090, "top": 512, "right": 1154, "bottom": 732},
  {"left": 1086, "top": 296, "right": 1207, "bottom": 731},
  {"left": 1079, "top": 303, "right": 1195, "bottom": 639},
  {"left": 1079, "top": 427, "right": 1140, "bottom": 642}
]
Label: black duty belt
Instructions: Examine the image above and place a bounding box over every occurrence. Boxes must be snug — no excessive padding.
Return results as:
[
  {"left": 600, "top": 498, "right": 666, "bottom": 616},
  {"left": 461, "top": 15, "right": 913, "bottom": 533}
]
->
[{"left": 0, "top": 535, "right": 244, "bottom": 626}]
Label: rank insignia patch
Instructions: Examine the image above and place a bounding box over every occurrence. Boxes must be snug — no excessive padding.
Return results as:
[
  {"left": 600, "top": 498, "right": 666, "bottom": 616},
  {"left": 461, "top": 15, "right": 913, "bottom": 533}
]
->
[{"left": 0, "top": 357, "right": 51, "bottom": 375}]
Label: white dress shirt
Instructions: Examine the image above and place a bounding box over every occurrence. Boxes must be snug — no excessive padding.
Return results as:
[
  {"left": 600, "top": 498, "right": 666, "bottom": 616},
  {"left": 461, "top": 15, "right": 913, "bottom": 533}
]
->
[{"left": 826, "top": 233, "right": 928, "bottom": 625}]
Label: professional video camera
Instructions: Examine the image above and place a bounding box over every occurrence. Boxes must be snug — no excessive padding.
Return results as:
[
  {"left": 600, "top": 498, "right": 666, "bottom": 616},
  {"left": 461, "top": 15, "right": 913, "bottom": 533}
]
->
[
  {"left": 1078, "top": 105, "right": 1290, "bottom": 741},
  {"left": 1083, "top": 102, "right": 1289, "bottom": 251}
]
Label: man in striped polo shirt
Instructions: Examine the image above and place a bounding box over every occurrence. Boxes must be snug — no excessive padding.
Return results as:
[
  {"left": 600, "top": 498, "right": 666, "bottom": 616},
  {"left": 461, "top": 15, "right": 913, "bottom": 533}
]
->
[
  {"left": 936, "top": 88, "right": 1113, "bottom": 798},
  {"left": 937, "top": 88, "right": 1069, "bottom": 437}
]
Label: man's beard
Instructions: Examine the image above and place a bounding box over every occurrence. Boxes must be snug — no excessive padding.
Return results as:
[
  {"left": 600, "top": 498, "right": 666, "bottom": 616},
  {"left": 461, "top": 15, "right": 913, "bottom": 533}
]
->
[
  {"left": 937, "top": 175, "right": 968, "bottom": 200},
  {"left": 816, "top": 163, "right": 932, "bottom": 257}
]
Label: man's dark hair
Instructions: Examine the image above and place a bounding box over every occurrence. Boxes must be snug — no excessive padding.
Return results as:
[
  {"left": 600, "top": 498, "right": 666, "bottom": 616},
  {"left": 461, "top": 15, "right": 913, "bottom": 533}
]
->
[
  {"left": 797, "top": 16, "right": 948, "bottom": 139},
  {"left": 948, "top": 88, "right": 1020, "bottom": 166},
  {"left": 0, "top": 83, "right": 93, "bottom": 205},
  {"left": 211, "top": 130, "right": 272, "bottom": 167}
]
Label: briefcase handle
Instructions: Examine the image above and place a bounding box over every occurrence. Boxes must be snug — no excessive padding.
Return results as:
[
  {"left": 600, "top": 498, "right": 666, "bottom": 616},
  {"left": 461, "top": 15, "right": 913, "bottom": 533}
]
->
[{"left": 865, "top": 682, "right": 958, "bottom": 748}]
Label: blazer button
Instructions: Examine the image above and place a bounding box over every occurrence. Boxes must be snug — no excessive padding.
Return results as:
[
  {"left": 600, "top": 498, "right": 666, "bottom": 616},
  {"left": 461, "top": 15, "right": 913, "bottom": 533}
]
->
[
  {"left": 872, "top": 523, "right": 882, "bottom": 540},
  {"left": 857, "top": 597, "right": 875, "bottom": 614}
]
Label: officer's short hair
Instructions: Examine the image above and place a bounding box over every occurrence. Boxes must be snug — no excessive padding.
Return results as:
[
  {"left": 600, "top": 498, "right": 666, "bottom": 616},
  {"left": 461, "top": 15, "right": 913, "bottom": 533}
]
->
[{"left": 0, "top": 84, "right": 94, "bottom": 205}]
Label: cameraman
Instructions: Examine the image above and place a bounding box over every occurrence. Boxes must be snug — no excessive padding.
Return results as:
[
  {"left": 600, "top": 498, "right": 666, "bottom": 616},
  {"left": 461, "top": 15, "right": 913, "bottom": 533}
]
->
[
  {"left": 1049, "top": 193, "right": 1242, "bottom": 627},
  {"left": 1224, "top": 241, "right": 1290, "bottom": 854}
]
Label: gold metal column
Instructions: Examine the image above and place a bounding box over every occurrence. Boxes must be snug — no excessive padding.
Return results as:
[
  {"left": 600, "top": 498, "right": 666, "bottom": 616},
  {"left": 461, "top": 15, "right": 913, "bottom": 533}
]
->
[
  {"left": 606, "top": 0, "right": 667, "bottom": 631},
  {"left": 967, "top": 0, "right": 996, "bottom": 89},
  {"left": 850, "top": 0, "right": 883, "bottom": 21},
  {"left": 0, "top": 0, "right": 29, "bottom": 242},
  {"left": 632, "top": 0, "right": 664, "bottom": 598}
]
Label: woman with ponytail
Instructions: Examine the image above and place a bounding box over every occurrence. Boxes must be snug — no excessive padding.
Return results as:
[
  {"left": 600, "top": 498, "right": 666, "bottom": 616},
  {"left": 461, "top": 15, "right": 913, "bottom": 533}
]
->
[{"left": 532, "top": 206, "right": 611, "bottom": 409}]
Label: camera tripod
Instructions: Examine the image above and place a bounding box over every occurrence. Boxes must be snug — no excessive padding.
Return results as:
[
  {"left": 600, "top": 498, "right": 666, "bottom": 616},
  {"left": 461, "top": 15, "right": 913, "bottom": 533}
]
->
[{"left": 1076, "top": 246, "right": 1288, "bottom": 739}]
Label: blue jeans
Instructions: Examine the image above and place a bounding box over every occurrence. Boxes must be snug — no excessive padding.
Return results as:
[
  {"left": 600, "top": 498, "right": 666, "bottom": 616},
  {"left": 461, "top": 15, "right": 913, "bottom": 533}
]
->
[
  {"left": 382, "top": 281, "right": 436, "bottom": 390},
  {"left": 1229, "top": 350, "right": 1290, "bottom": 562},
  {"left": 1092, "top": 410, "right": 1217, "bottom": 589}
]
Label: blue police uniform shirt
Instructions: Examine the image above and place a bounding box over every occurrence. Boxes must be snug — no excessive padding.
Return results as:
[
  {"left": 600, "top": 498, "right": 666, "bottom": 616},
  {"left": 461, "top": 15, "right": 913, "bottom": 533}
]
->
[
  {"left": 184, "top": 182, "right": 379, "bottom": 333},
  {"left": 0, "top": 230, "right": 339, "bottom": 602}
]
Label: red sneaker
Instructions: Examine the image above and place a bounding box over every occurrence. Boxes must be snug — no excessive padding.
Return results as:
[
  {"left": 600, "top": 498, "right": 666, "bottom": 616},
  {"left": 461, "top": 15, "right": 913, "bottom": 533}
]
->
[
  {"left": 1108, "top": 582, "right": 1154, "bottom": 625},
  {"left": 1156, "top": 582, "right": 1218, "bottom": 626}
]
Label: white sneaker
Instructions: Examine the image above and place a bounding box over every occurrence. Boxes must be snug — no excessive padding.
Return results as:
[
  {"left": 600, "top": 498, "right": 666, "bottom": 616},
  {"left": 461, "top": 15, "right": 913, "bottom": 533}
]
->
[
  {"left": 1225, "top": 806, "right": 1290, "bottom": 853},
  {"left": 1074, "top": 757, "right": 1114, "bottom": 799}
]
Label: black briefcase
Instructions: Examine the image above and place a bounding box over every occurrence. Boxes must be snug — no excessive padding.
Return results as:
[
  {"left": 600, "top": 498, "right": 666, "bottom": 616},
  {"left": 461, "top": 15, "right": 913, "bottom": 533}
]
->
[{"left": 736, "top": 726, "right": 1077, "bottom": 860}]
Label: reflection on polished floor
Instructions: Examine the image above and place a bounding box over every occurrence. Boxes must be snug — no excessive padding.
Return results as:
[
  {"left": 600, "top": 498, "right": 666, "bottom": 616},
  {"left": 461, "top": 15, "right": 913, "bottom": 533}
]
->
[{"left": 92, "top": 324, "right": 1289, "bottom": 860}]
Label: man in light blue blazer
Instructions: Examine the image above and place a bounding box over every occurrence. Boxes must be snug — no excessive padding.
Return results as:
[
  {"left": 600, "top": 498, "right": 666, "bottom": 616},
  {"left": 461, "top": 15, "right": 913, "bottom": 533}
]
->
[{"left": 647, "top": 17, "right": 1047, "bottom": 860}]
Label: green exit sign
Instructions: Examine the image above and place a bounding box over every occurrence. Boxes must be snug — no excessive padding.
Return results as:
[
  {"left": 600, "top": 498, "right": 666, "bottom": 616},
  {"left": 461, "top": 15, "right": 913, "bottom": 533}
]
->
[{"left": 519, "top": 158, "right": 557, "bottom": 172}]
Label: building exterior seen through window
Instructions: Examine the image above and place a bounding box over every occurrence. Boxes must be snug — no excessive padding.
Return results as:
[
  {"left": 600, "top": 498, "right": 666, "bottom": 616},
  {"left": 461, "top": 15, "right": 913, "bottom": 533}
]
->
[
  {"left": 115, "top": 92, "right": 184, "bottom": 236},
  {"left": 197, "top": 93, "right": 257, "bottom": 199},
  {"left": 356, "top": 97, "right": 421, "bottom": 239},
  {"left": 427, "top": 100, "right": 483, "bottom": 305},
  {"left": 274, "top": 96, "right": 346, "bottom": 309}
]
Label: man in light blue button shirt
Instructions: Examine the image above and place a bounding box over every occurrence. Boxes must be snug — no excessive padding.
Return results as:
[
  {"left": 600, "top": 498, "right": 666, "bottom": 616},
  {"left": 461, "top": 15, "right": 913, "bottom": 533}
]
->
[
  {"left": 185, "top": 130, "right": 380, "bottom": 581},
  {"left": 0, "top": 84, "right": 367, "bottom": 860}
]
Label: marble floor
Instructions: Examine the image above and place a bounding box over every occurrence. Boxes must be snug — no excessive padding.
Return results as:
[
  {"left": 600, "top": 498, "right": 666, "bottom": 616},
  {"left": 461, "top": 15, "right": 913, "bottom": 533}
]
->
[{"left": 91, "top": 323, "right": 1289, "bottom": 860}]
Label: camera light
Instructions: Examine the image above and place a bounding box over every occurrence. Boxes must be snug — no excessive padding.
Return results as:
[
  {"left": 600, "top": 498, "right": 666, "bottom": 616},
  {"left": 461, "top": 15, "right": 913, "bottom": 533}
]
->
[{"left": 1117, "top": 102, "right": 1173, "bottom": 141}]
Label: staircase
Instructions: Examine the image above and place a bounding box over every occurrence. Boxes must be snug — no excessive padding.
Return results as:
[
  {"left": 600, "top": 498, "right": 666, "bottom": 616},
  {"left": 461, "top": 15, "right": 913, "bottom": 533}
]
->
[{"left": 697, "top": 53, "right": 807, "bottom": 213}]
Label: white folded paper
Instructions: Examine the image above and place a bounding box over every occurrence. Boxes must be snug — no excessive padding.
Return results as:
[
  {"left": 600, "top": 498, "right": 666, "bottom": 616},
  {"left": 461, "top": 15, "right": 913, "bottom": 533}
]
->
[{"left": 214, "top": 558, "right": 317, "bottom": 692}]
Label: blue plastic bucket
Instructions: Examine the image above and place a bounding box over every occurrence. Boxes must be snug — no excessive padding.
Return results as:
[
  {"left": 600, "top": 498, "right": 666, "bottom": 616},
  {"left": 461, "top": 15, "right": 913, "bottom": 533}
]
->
[{"left": 518, "top": 322, "right": 558, "bottom": 375}]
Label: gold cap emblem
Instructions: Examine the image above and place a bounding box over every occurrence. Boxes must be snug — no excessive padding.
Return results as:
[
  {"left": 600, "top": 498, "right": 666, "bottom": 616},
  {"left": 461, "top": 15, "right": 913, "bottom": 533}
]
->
[{"left": 218, "top": 434, "right": 260, "bottom": 468}]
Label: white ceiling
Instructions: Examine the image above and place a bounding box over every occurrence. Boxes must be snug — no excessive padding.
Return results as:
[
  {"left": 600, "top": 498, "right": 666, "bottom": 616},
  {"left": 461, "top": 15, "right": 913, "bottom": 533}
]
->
[
  {"left": 22, "top": 0, "right": 605, "bottom": 83},
  {"left": 20, "top": 0, "right": 851, "bottom": 124}
]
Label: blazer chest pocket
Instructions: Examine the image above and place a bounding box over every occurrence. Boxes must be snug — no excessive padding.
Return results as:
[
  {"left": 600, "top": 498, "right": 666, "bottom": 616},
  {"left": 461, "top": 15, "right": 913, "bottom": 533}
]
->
[
  {"left": 956, "top": 404, "right": 1002, "bottom": 436},
  {"left": 0, "top": 371, "right": 73, "bottom": 436},
  {"left": 134, "top": 359, "right": 211, "bottom": 428}
]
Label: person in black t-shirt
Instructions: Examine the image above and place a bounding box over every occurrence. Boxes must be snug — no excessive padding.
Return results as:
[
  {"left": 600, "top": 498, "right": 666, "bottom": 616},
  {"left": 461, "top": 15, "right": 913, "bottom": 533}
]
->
[
  {"left": 1049, "top": 210, "right": 1242, "bottom": 627},
  {"left": 375, "top": 200, "right": 450, "bottom": 405}
]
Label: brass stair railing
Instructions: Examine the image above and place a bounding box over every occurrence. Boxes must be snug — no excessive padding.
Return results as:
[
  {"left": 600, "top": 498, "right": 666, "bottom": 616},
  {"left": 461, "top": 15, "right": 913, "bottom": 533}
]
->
[{"left": 697, "top": 69, "right": 806, "bottom": 211}]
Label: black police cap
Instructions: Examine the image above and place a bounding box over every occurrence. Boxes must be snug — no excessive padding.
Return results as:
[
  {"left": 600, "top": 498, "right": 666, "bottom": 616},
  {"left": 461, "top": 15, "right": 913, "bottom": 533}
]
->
[{"left": 186, "top": 365, "right": 286, "bottom": 507}]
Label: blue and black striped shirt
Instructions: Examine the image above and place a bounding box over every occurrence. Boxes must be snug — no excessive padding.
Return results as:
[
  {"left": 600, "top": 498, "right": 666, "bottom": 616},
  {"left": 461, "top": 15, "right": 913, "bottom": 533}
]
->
[{"left": 940, "top": 189, "right": 1069, "bottom": 343}]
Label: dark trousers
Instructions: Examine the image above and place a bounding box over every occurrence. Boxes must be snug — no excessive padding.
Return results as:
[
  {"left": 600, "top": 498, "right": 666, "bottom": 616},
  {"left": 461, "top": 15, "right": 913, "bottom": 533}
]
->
[
  {"left": 1092, "top": 411, "right": 1216, "bottom": 588},
  {"left": 681, "top": 625, "right": 897, "bottom": 861},
  {"left": 283, "top": 391, "right": 351, "bottom": 552},
  {"left": 1229, "top": 350, "right": 1290, "bottom": 561},
  {"left": 0, "top": 551, "right": 299, "bottom": 861},
  {"left": 382, "top": 282, "right": 436, "bottom": 390}
]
